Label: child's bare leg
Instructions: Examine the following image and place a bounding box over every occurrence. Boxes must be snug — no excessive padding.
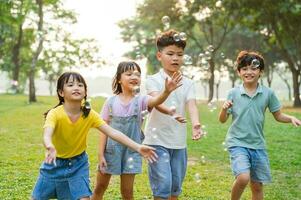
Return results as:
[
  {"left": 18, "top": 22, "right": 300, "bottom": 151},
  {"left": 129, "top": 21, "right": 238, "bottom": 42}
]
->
[
  {"left": 169, "top": 196, "right": 178, "bottom": 200},
  {"left": 250, "top": 181, "right": 263, "bottom": 200},
  {"left": 91, "top": 172, "right": 111, "bottom": 200},
  {"left": 231, "top": 172, "right": 250, "bottom": 200},
  {"left": 80, "top": 197, "right": 90, "bottom": 200},
  {"left": 120, "top": 174, "right": 135, "bottom": 200}
]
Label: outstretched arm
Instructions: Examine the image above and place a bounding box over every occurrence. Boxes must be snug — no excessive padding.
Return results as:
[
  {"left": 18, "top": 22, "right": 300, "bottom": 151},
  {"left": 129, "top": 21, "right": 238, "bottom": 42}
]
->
[
  {"left": 97, "top": 124, "right": 158, "bottom": 162},
  {"left": 272, "top": 110, "right": 301, "bottom": 126},
  {"left": 147, "top": 71, "right": 182, "bottom": 108},
  {"left": 97, "top": 131, "right": 108, "bottom": 173},
  {"left": 187, "top": 99, "right": 203, "bottom": 140},
  {"left": 43, "top": 127, "right": 57, "bottom": 165}
]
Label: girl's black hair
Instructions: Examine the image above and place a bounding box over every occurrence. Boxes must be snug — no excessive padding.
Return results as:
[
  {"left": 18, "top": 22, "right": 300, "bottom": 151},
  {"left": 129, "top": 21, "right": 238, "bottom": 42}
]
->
[
  {"left": 44, "top": 72, "right": 90, "bottom": 118},
  {"left": 112, "top": 61, "right": 141, "bottom": 95},
  {"left": 236, "top": 50, "right": 265, "bottom": 71}
]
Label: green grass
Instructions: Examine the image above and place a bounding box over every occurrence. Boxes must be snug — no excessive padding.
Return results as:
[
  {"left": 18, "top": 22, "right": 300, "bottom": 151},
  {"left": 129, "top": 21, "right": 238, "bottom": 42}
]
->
[{"left": 0, "top": 94, "right": 300, "bottom": 199}]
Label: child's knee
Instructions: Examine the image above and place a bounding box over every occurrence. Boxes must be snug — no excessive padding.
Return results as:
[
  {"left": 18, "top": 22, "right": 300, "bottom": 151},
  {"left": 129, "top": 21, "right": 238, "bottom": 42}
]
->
[
  {"left": 236, "top": 173, "right": 250, "bottom": 186},
  {"left": 120, "top": 187, "right": 133, "bottom": 199}
]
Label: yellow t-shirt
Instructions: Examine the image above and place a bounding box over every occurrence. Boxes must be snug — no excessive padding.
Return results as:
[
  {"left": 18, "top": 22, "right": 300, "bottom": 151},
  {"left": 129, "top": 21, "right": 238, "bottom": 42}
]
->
[{"left": 43, "top": 105, "right": 105, "bottom": 158}]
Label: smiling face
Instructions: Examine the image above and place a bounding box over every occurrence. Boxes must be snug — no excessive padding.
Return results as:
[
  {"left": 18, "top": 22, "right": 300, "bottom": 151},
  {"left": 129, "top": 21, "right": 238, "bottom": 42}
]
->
[
  {"left": 59, "top": 75, "right": 86, "bottom": 102},
  {"left": 157, "top": 45, "right": 184, "bottom": 76},
  {"left": 237, "top": 65, "right": 263, "bottom": 85},
  {"left": 119, "top": 67, "right": 141, "bottom": 94}
]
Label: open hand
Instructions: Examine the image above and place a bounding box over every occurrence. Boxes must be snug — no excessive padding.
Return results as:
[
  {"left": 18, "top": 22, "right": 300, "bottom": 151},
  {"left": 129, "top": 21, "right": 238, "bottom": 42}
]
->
[
  {"left": 192, "top": 123, "right": 203, "bottom": 140},
  {"left": 98, "top": 156, "right": 107, "bottom": 174},
  {"left": 291, "top": 116, "right": 301, "bottom": 127},
  {"left": 138, "top": 145, "right": 158, "bottom": 163},
  {"left": 44, "top": 145, "right": 57, "bottom": 166},
  {"left": 164, "top": 71, "right": 183, "bottom": 93}
]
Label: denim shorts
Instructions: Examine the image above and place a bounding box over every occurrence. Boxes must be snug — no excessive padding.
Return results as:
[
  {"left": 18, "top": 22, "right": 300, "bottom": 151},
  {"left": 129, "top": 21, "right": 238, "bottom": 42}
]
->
[
  {"left": 148, "top": 145, "right": 187, "bottom": 199},
  {"left": 32, "top": 151, "right": 91, "bottom": 200},
  {"left": 228, "top": 146, "right": 271, "bottom": 183}
]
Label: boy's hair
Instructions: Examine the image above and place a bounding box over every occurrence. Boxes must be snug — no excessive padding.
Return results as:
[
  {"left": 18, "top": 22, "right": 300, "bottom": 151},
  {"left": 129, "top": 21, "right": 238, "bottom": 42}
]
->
[
  {"left": 236, "top": 50, "right": 265, "bottom": 71},
  {"left": 112, "top": 61, "right": 141, "bottom": 95},
  {"left": 156, "top": 29, "right": 186, "bottom": 51},
  {"left": 44, "top": 72, "right": 90, "bottom": 118}
]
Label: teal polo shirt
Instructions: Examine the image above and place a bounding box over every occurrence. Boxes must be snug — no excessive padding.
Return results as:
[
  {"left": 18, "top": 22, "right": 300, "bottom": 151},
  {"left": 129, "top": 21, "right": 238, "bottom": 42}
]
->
[{"left": 226, "top": 84, "right": 281, "bottom": 149}]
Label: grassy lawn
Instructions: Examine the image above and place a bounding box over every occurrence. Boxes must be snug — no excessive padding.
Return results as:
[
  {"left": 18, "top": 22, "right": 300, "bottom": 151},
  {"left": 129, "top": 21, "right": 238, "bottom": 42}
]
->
[{"left": 0, "top": 94, "right": 300, "bottom": 199}]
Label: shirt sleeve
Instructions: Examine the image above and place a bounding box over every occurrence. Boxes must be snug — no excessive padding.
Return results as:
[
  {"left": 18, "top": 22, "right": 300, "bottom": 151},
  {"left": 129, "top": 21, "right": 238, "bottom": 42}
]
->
[
  {"left": 90, "top": 109, "right": 106, "bottom": 128},
  {"left": 185, "top": 81, "right": 196, "bottom": 102},
  {"left": 140, "top": 95, "right": 150, "bottom": 112},
  {"left": 268, "top": 90, "right": 281, "bottom": 113},
  {"left": 43, "top": 109, "right": 56, "bottom": 128},
  {"left": 146, "top": 75, "right": 161, "bottom": 94},
  {"left": 100, "top": 98, "right": 110, "bottom": 122}
]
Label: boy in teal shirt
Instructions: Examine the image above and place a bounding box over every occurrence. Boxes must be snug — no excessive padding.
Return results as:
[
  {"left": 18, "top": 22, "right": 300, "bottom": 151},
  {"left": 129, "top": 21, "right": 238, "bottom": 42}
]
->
[{"left": 219, "top": 50, "right": 301, "bottom": 200}]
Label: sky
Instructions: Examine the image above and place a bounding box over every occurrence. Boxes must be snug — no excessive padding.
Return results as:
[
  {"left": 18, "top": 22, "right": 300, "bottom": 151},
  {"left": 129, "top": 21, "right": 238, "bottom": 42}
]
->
[{"left": 64, "top": 0, "right": 142, "bottom": 78}]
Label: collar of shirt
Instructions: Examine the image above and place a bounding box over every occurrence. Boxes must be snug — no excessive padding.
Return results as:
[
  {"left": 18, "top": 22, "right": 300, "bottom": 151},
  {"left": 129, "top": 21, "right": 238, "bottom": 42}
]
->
[{"left": 239, "top": 84, "right": 263, "bottom": 97}]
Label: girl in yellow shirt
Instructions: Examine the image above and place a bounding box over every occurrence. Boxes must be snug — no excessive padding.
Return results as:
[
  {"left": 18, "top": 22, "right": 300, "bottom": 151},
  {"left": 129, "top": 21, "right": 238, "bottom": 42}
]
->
[{"left": 31, "top": 72, "right": 157, "bottom": 200}]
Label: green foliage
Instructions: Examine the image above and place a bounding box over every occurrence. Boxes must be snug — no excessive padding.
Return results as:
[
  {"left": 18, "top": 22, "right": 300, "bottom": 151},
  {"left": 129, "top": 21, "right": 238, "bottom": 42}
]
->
[{"left": 0, "top": 95, "right": 300, "bottom": 199}]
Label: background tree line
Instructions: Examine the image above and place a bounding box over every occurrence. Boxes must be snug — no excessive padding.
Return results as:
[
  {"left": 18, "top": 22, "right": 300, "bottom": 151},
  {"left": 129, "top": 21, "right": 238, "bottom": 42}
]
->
[
  {"left": 118, "top": 0, "right": 301, "bottom": 107},
  {"left": 1, "top": 0, "right": 300, "bottom": 107},
  {"left": 0, "top": 0, "right": 103, "bottom": 102}
]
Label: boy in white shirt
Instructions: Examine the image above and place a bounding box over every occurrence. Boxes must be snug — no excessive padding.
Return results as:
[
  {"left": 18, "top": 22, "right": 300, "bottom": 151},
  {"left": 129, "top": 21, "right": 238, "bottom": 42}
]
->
[{"left": 143, "top": 29, "right": 204, "bottom": 200}]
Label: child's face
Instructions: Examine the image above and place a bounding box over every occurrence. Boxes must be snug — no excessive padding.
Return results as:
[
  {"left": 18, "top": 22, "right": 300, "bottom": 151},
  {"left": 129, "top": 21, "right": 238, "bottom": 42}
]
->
[
  {"left": 119, "top": 68, "right": 141, "bottom": 93},
  {"left": 157, "top": 45, "right": 184, "bottom": 76},
  {"left": 59, "top": 76, "right": 86, "bottom": 101},
  {"left": 237, "top": 65, "right": 263, "bottom": 85}
]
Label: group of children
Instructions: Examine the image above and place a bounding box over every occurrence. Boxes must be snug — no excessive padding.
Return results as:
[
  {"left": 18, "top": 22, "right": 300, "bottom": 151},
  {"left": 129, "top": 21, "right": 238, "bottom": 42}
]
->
[{"left": 31, "top": 29, "right": 301, "bottom": 200}]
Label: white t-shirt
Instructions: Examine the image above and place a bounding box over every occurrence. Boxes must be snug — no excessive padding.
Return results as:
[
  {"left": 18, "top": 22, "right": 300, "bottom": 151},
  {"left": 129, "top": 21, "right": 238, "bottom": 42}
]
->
[{"left": 143, "top": 69, "right": 196, "bottom": 149}]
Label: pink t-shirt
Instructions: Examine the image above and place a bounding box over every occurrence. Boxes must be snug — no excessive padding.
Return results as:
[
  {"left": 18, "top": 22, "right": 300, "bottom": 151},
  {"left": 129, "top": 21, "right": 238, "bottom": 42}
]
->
[{"left": 101, "top": 95, "right": 149, "bottom": 123}]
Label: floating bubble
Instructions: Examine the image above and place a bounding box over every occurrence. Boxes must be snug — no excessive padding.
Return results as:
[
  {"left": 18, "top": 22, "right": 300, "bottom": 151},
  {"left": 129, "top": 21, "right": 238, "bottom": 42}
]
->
[
  {"left": 223, "top": 148, "right": 227, "bottom": 151},
  {"left": 194, "top": 173, "right": 201, "bottom": 183},
  {"left": 141, "top": 110, "right": 149, "bottom": 119},
  {"left": 208, "top": 100, "right": 217, "bottom": 111},
  {"left": 201, "top": 125, "right": 206, "bottom": 129},
  {"left": 179, "top": 32, "right": 187, "bottom": 41},
  {"left": 85, "top": 98, "right": 92, "bottom": 109},
  {"left": 127, "top": 157, "right": 134, "bottom": 169},
  {"left": 161, "top": 16, "right": 170, "bottom": 29},
  {"left": 183, "top": 54, "right": 193, "bottom": 65},
  {"left": 151, "top": 127, "right": 158, "bottom": 139},
  {"left": 132, "top": 86, "right": 140, "bottom": 96},
  {"left": 251, "top": 58, "right": 260, "bottom": 68},
  {"left": 173, "top": 33, "right": 180, "bottom": 42},
  {"left": 201, "top": 155, "right": 206, "bottom": 164},
  {"left": 198, "top": 53, "right": 204, "bottom": 59},
  {"left": 207, "top": 45, "right": 214, "bottom": 52},
  {"left": 161, "top": 16, "right": 170, "bottom": 25},
  {"left": 220, "top": 52, "right": 225, "bottom": 59},
  {"left": 162, "top": 152, "right": 169, "bottom": 162},
  {"left": 222, "top": 141, "right": 226, "bottom": 146}
]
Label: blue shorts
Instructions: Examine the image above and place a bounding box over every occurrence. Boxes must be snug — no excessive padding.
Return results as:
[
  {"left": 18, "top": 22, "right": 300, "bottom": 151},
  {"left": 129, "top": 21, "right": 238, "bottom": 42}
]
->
[
  {"left": 228, "top": 146, "right": 271, "bottom": 183},
  {"left": 148, "top": 145, "right": 187, "bottom": 199},
  {"left": 104, "top": 144, "right": 142, "bottom": 175},
  {"left": 32, "top": 151, "right": 91, "bottom": 200}
]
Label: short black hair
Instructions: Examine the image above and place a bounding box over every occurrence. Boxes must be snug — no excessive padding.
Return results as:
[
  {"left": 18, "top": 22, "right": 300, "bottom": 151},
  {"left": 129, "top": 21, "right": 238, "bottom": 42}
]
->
[
  {"left": 236, "top": 50, "right": 265, "bottom": 71},
  {"left": 156, "top": 29, "right": 186, "bottom": 51}
]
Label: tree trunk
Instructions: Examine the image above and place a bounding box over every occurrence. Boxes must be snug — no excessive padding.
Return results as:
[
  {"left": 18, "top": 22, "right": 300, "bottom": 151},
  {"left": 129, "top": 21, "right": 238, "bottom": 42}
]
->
[
  {"left": 292, "top": 70, "right": 301, "bottom": 107},
  {"left": 11, "top": 23, "right": 23, "bottom": 93},
  {"left": 208, "top": 59, "right": 215, "bottom": 102},
  {"left": 215, "top": 82, "right": 220, "bottom": 100},
  {"left": 29, "top": 0, "right": 43, "bottom": 102}
]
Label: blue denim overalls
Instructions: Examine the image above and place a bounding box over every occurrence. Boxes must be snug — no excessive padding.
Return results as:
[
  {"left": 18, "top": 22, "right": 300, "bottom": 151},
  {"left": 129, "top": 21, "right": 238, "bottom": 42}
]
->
[{"left": 104, "top": 95, "right": 143, "bottom": 175}]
